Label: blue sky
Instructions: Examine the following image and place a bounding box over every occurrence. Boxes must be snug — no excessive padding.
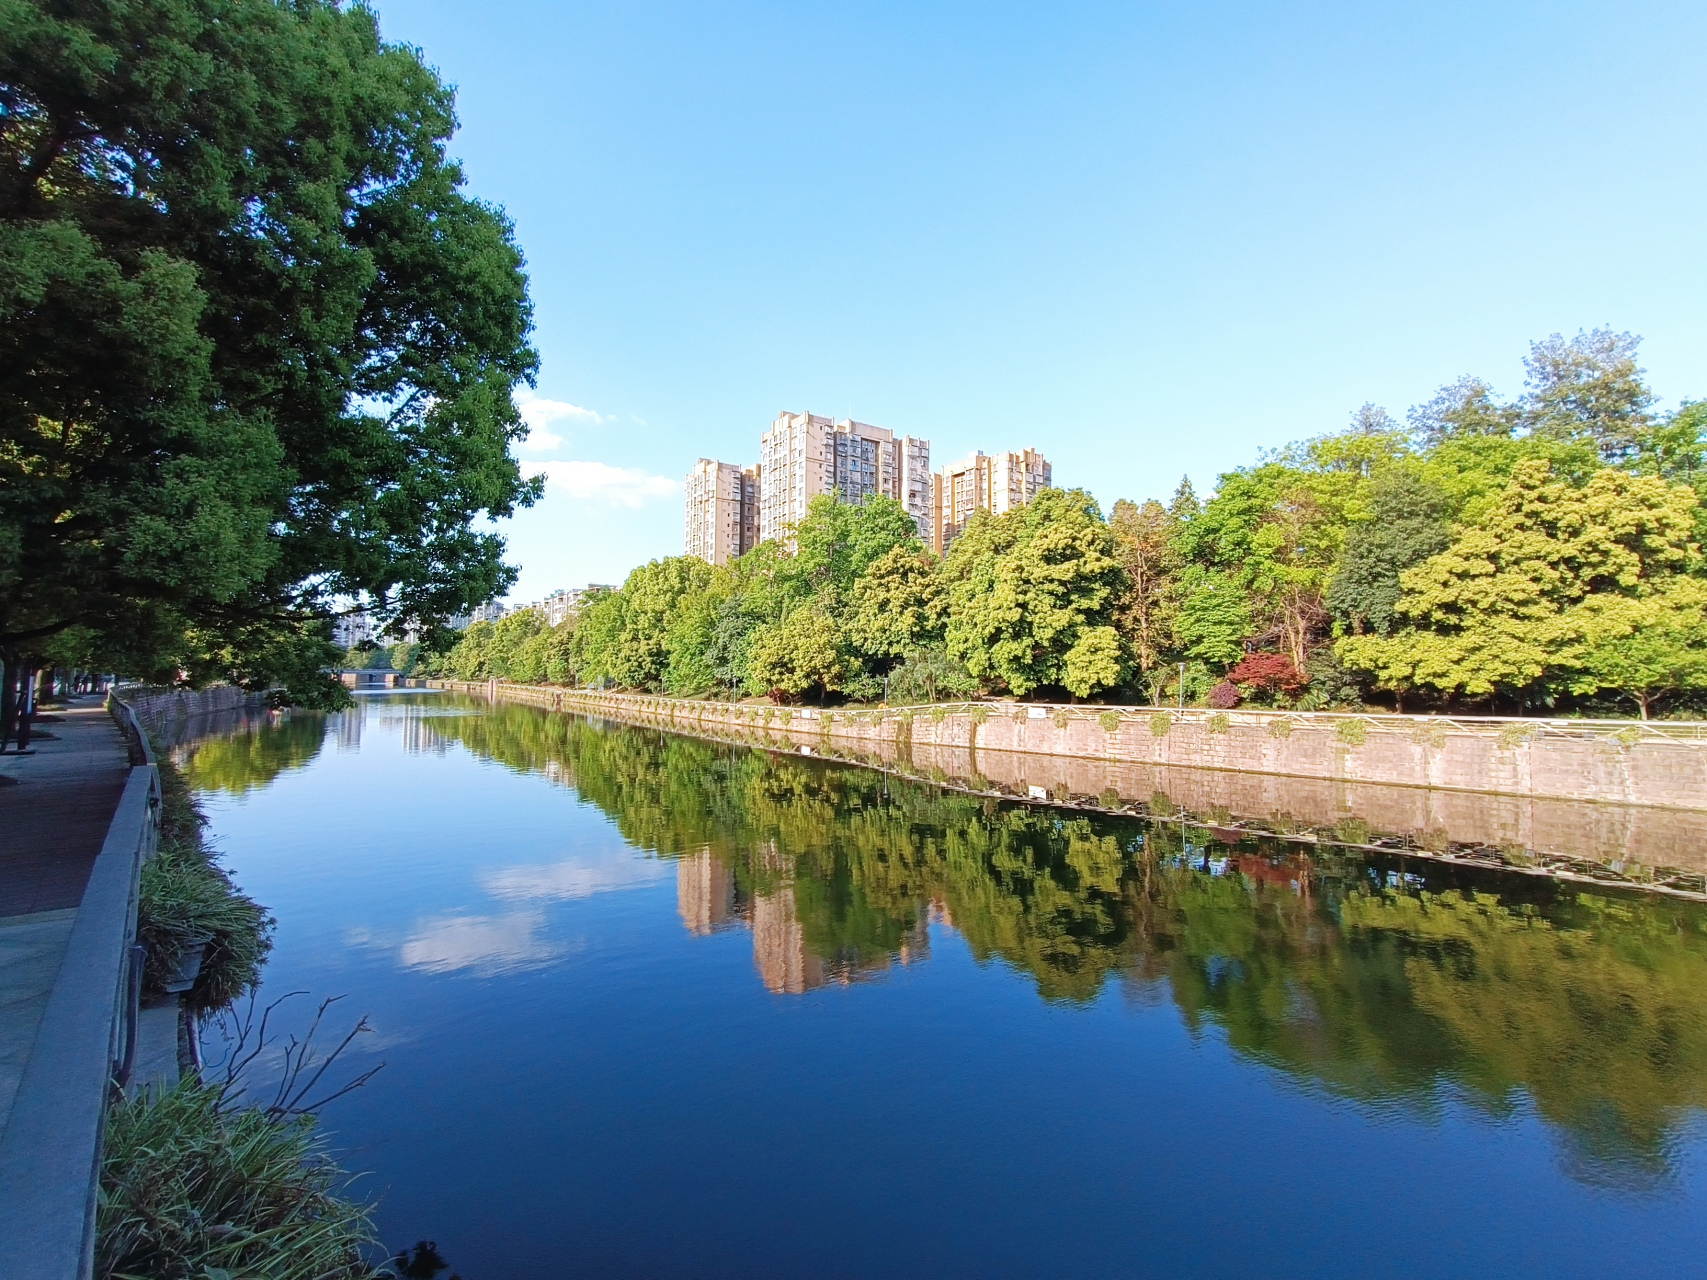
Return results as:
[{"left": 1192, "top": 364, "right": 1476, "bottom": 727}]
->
[{"left": 369, "top": 0, "right": 1707, "bottom": 601}]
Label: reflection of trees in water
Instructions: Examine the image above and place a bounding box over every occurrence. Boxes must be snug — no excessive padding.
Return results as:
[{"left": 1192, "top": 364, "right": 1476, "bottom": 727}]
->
[
  {"left": 178, "top": 712, "right": 328, "bottom": 795},
  {"left": 427, "top": 698, "right": 1707, "bottom": 1186}
]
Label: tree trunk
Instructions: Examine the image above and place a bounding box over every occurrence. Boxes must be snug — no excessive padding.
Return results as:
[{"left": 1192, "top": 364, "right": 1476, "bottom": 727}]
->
[
  {"left": 16, "top": 664, "right": 34, "bottom": 748},
  {"left": 0, "top": 651, "right": 17, "bottom": 751}
]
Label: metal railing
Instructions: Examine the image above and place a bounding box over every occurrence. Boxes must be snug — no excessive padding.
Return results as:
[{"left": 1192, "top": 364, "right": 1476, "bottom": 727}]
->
[{"left": 0, "top": 698, "right": 160, "bottom": 1280}]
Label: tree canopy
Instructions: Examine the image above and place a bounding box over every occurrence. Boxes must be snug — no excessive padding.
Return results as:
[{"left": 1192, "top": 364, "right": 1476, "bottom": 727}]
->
[
  {"left": 435, "top": 328, "right": 1707, "bottom": 719},
  {"left": 1, "top": 0, "right": 538, "bottom": 703}
]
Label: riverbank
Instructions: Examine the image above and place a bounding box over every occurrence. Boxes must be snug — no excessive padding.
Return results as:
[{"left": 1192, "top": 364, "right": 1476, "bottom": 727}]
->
[{"left": 435, "top": 682, "right": 1707, "bottom": 898}]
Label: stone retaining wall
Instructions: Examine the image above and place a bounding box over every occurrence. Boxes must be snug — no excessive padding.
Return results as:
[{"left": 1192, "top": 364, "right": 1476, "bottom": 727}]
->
[
  {"left": 121, "top": 684, "right": 270, "bottom": 733},
  {"left": 443, "top": 683, "right": 1707, "bottom": 810},
  {"left": 435, "top": 682, "right": 1707, "bottom": 884}
]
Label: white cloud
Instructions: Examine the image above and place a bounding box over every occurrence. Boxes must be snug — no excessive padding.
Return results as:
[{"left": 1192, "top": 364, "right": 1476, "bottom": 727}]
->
[
  {"left": 515, "top": 393, "right": 603, "bottom": 452},
  {"left": 397, "top": 910, "right": 565, "bottom": 976},
  {"left": 481, "top": 852, "right": 668, "bottom": 903},
  {"left": 524, "top": 459, "right": 679, "bottom": 508}
]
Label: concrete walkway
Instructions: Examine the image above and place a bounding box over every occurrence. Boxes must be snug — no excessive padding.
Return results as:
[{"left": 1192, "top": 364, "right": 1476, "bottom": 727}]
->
[{"left": 0, "top": 698, "right": 130, "bottom": 1139}]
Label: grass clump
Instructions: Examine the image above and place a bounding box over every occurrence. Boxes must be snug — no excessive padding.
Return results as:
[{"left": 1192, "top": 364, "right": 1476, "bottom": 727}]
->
[
  {"left": 139, "top": 747, "right": 274, "bottom": 1014},
  {"left": 97, "top": 1078, "right": 380, "bottom": 1280}
]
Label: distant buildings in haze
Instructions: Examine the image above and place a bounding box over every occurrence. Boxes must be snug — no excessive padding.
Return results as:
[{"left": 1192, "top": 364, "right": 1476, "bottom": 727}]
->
[
  {"left": 684, "top": 408, "right": 1050, "bottom": 566},
  {"left": 449, "top": 586, "right": 614, "bottom": 631}
]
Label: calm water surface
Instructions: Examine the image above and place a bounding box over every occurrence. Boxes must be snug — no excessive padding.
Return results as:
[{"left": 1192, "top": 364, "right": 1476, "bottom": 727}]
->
[{"left": 178, "top": 692, "right": 1707, "bottom": 1279}]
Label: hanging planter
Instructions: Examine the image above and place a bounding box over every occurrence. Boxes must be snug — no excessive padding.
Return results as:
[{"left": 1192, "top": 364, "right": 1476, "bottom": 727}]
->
[{"left": 160, "top": 940, "right": 209, "bottom": 995}]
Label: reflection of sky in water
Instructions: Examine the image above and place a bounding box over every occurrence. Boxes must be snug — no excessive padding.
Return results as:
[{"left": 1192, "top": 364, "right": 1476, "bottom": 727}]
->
[{"left": 190, "top": 694, "right": 1707, "bottom": 1280}]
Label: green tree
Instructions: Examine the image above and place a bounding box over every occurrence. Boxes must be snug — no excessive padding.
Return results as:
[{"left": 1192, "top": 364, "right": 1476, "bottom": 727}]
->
[
  {"left": 1171, "top": 566, "right": 1251, "bottom": 670},
  {"left": 606, "top": 558, "right": 714, "bottom": 689},
  {"left": 1571, "top": 579, "right": 1707, "bottom": 718},
  {"left": 1109, "top": 498, "right": 1183, "bottom": 696},
  {"left": 1338, "top": 461, "right": 1704, "bottom": 708},
  {"left": 1325, "top": 468, "right": 1452, "bottom": 637},
  {"left": 747, "top": 607, "right": 851, "bottom": 701},
  {"left": 1407, "top": 375, "right": 1518, "bottom": 446},
  {"left": 942, "top": 488, "right": 1128, "bottom": 698},
  {"left": 883, "top": 646, "right": 978, "bottom": 704},
  {"left": 785, "top": 494, "right": 923, "bottom": 600},
  {"left": 1175, "top": 453, "right": 1368, "bottom": 673},
  {"left": 848, "top": 545, "right": 945, "bottom": 660},
  {"left": 1521, "top": 329, "right": 1655, "bottom": 464},
  {"left": 571, "top": 589, "right": 627, "bottom": 687},
  {"left": 0, "top": 0, "right": 538, "bottom": 705}
]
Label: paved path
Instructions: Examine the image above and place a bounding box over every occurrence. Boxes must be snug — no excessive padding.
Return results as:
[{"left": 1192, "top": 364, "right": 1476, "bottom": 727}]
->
[{"left": 0, "top": 698, "right": 130, "bottom": 1137}]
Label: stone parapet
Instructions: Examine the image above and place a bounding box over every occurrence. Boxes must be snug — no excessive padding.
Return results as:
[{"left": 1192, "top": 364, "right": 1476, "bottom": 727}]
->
[{"left": 433, "top": 682, "right": 1707, "bottom": 889}]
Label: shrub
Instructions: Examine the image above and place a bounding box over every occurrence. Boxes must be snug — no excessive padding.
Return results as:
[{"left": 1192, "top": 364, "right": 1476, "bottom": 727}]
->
[
  {"left": 1052, "top": 708, "right": 1072, "bottom": 729},
  {"left": 1228, "top": 653, "right": 1308, "bottom": 695},
  {"left": 97, "top": 1080, "right": 378, "bottom": 1280},
  {"left": 1207, "top": 681, "right": 1240, "bottom": 709},
  {"left": 1206, "top": 712, "right": 1231, "bottom": 734},
  {"left": 1149, "top": 711, "right": 1172, "bottom": 737},
  {"left": 1409, "top": 722, "right": 1447, "bottom": 749},
  {"left": 1267, "top": 718, "right": 1293, "bottom": 738},
  {"left": 138, "top": 846, "right": 273, "bottom": 1015},
  {"left": 1098, "top": 711, "right": 1121, "bottom": 733},
  {"left": 1336, "top": 719, "right": 1368, "bottom": 746},
  {"left": 140, "top": 745, "right": 273, "bottom": 1014}
]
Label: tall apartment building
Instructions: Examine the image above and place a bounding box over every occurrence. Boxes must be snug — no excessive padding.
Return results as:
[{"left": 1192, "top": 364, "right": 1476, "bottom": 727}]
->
[
  {"left": 684, "top": 458, "right": 759, "bottom": 566},
  {"left": 930, "top": 448, "right": 1052, "bottom": 554},
  {"left": 758, "top": 411, "right": 932, "bottom": 545}
]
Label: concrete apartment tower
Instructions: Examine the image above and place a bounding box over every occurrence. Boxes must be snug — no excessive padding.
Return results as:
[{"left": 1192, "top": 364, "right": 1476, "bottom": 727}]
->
[
  {"left": 931, "top": 448, "right": 1052, "bottom": 554},
  {"left": 758, "top": 411, "right": 932, "bottom": 545},
  {"left": 684, "top": 458, "right": 759, "bottom": 566}
]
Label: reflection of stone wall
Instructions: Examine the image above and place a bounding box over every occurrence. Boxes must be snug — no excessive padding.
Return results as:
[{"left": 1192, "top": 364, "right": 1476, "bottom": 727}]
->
[{"left": 446, "top": 685, "right": 1707, "bottom": 879}]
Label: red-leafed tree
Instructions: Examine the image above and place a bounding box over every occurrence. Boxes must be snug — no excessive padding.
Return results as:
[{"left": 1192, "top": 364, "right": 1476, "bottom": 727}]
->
[{"left": 1228, "top": 652, "right": 1309, "bottom": 694}]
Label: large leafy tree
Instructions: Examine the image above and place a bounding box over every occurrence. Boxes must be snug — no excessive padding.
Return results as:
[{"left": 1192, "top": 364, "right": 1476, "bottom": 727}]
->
[
  {"left": 1175, "top": 457, "right": 1360, "bottom": 673},
  {"left": 600, "top": 557, "right": 713, "bottom": 690},
  {"left": 1325, "top": 467, "right": 1452, "bottom": 637},
  {"left": 1338, "top": 461, "right": 1704, "bottom": 711},
  {"left": 848, "top": 545, "right": 945, "bottom": 660},
  {"left": 1521, "top": 329, "right": 1654, "bottom": 464},
  {"left": 1109, "top": 497, "right": 1182, "bottom": 694},
  {"left": 785, "top": 494, "right": 922, "bottom": 600},
  {"left": 942, "top": 487, "right": 1128, "bottom": 698},
  {"left": 0, "top": 0, "right": 539, "bottom": 703}
]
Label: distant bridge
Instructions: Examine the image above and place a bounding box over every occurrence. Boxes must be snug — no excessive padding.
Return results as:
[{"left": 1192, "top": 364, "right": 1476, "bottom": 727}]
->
[{"left": 337, "top": 669, "right": 431, "bottom": 689}]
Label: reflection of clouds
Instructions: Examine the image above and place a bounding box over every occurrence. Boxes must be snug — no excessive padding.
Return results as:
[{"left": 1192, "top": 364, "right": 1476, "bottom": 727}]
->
[
  {"left": 481, "top": 851, "right": 667, "bottom": 903},
  {"left": 398, "top": 910, "right": 564, "bottom": 976}
]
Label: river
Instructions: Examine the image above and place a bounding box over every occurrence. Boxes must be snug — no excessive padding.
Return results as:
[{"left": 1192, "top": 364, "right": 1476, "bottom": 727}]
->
[{"left": 174, "top": 691, "right": 1707, "bottom": 1279}]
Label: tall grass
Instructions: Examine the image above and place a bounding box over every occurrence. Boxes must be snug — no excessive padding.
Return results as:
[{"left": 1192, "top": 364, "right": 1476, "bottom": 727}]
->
[
  {"left": 139, "top": 743, "right": 274, "bottom": 1013},
  {"left": 102, "top": 731, "right": 383, "bottom": 1280},
  {"left": 97, "top": 1078, "right": 381, "bottom": 1280}
]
